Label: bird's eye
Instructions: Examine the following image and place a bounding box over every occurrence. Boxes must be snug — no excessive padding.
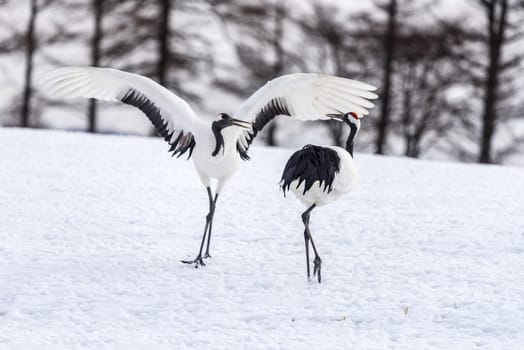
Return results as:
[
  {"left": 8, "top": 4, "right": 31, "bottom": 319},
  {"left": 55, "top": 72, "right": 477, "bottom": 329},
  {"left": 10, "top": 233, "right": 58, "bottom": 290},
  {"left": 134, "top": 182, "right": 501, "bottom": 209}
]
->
[{"left": 221, "top": 114, "right": 228, "bottom": 120}]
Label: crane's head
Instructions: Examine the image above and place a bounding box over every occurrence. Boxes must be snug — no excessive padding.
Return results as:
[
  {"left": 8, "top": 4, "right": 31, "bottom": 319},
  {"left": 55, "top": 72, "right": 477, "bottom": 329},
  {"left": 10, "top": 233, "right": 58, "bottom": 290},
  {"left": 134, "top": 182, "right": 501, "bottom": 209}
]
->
[
  {"left": 211, "top": 113, "right": 251, "bottom": 157},
  {"left": 214, "top": 113, "right": 251, "bottom": 130},
  {"left": 326, "top": 111, "right": 361, "bottom": 129}
]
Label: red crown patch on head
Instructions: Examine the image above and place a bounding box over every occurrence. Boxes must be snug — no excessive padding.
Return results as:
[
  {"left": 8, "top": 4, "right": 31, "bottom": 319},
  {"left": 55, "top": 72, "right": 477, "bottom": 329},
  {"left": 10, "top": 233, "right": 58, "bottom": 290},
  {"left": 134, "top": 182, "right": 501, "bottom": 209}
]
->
[{"left": 349, "top": 112, "right": 359, "bottom": 120}]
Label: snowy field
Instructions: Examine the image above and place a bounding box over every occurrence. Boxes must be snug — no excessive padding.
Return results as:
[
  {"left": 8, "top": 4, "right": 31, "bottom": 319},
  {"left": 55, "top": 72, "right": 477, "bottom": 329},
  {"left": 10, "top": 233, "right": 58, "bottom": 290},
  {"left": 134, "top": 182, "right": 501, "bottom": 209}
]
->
[{"left": 1, "top": 127, "right": 523, "bottom": 349}]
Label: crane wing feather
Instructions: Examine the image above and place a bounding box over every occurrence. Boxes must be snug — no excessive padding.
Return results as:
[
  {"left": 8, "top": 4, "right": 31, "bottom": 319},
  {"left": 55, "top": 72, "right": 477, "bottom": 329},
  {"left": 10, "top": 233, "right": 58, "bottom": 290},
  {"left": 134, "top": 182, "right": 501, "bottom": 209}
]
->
[
  {"left": 38, "top": 67, "right": 198, "bottom": 159},
  {"left": 233, "top": 73, "right": 378, "bottom": 159}
]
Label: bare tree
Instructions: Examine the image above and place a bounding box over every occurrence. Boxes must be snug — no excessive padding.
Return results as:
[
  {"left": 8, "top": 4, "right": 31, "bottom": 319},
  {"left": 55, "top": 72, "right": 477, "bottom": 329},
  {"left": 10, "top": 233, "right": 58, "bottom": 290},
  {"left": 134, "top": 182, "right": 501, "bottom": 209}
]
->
[
  {"left": 51, "top": 0, "right": 122, "bottom": 132},
  {"left": 20, "top": 0, "right": 58, "bottom": 128},
  {"left": 0, "top": 0, "right": 86, "bottom": 127},
  {"left": 395, "top": 26, "right": 470, "bottom": 157},
  {"left": 265, "top": 3, "right": 286, "bottom": 146},
  {"left": 475, "top": 0, "right": 523, "bottom": 163},
  {"left": 157, "top": 0, "right": 172, "bottom": 87},
  {"left": 87, "top": 0, "right": 104, "bottom": 133},
  {"left": 20, "top": 0, "right": 39, "bottom": 128},
  {"left": 375, "top": 0, "right": 398, "bottom": 155},
  {"left": 297, "top": 3, "right": 384, "bottom": 147},
  {"left": 103, "top": 0, "right": 211, "bottom": 98},
  {"left": 211, "top": 1, "right": 292, "bottom": 146},
  {"left": 444, "top": 0, "right": 524, "bottom": 163},
  {"left": 58, "top": 0, "right": 210, "bottom": 133},
  {"left": 297, "top": 4, "right": 353, "bottom": 146}
]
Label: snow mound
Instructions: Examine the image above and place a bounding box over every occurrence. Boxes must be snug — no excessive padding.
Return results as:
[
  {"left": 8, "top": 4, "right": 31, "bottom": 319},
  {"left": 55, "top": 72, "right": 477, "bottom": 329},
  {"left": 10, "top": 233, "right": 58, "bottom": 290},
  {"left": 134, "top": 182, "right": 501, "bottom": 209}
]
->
[{"left": 1, "top": 128, "right": 523, "bottom": 349}]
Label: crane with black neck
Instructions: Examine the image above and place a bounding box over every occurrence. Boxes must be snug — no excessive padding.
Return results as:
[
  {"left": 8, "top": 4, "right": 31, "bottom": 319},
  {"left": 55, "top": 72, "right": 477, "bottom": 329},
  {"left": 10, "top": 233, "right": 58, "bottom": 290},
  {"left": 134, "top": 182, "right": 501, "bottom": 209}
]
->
[{"left": 281, "top": 111, "right": 373, "bottom": 283}]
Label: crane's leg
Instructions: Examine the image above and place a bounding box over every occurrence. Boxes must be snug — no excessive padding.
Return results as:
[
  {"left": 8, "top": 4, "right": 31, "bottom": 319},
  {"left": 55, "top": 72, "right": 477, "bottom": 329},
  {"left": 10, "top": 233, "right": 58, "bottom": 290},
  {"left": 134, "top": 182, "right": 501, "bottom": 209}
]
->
[
  {"left": 301, "top": 204, "right": 322, "bottom": 283},
  {"left": 302, "top": 205, "right": 315, "bottom": 280},
  {"left": 181, "top": 187, "right": 215, "bottom": 267},
  {"left": 204, "top": 193, "right": 219, "bottom": 259},
  {"left": 303, "top": 229, "right": 311, "bottom": 280}
]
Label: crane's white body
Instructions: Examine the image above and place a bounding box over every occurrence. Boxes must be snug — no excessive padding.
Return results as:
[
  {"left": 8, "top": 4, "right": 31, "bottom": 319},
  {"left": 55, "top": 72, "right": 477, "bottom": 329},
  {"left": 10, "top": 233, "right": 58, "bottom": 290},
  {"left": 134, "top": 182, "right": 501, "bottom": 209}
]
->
[
  {"left": 289, "top": 146, "right": 358, "bottom": 207},
  {"left": 190, "top": 122, "right": 242, "bottom": 192}
]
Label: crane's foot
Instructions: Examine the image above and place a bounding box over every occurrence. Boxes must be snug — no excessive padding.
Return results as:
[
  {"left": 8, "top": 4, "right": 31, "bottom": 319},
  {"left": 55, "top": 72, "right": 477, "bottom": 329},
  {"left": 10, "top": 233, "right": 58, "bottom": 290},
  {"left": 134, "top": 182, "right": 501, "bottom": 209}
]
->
[
  {"left": 313, "top": 256, "right": 322, "bottom": 283},
  {"left": 203, "top": 252, "right": 211, "bottom": 259},
  {"left": 181, "top": 255, "right": 205, "bottom": 268}
]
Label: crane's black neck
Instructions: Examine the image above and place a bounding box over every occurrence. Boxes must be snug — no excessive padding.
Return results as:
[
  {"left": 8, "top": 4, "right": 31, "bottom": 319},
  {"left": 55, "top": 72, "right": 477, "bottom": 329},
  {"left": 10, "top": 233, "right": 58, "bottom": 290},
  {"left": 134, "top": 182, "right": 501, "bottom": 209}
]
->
[
  {"left": 345, "top": 123, "right": 359, "bottom": 157},
  {"left": 211, "top": 121, "right": 225, "bottom": 157}
]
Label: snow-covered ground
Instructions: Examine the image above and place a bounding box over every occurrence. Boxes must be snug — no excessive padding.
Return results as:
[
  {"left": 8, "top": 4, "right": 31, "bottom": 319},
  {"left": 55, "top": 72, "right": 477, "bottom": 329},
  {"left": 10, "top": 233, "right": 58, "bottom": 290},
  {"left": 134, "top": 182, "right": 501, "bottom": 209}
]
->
[{"left": 1, "top": 127, "right": 523, "bottom": 349}]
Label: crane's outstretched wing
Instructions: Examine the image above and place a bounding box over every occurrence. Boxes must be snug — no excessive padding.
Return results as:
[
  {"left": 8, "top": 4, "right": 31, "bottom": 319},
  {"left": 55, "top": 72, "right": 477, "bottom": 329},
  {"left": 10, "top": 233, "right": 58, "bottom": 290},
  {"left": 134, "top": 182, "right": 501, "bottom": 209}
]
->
[
  {"left": 38, "top": 67, "right": 198, "bottom": 159},
  {"left": 233, "top": 73, "right": 378, "bottom": 160}
]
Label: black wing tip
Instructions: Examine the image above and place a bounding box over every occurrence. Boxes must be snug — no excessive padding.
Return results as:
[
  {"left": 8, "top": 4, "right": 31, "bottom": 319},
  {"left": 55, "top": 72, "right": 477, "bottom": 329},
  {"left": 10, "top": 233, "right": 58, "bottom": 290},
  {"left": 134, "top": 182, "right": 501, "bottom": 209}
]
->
[
  {"left": 279, "top": 180, "right": 288, "bottom": 197},
  {"left": 121, "top": 88, "right": 196, "bottom": 160},
  {"left": 241, "top": 97, "right": 291, "bottom": 155},
  {"left": 237, "top": 141, "right": 251, "bottom": 161},
  {"left": 252, "top": 97, "right": 291, "bottom": 133}
]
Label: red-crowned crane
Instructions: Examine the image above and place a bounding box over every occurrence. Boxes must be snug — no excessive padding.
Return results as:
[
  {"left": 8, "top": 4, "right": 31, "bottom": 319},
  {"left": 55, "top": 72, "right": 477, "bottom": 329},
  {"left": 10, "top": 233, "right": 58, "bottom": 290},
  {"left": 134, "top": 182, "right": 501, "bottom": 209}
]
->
[
  {"left": 39, "top": 67, "right": 377, "bottom": 268},
  {"left": 281, "top": 111, "right": 374, "bottom": 283}
]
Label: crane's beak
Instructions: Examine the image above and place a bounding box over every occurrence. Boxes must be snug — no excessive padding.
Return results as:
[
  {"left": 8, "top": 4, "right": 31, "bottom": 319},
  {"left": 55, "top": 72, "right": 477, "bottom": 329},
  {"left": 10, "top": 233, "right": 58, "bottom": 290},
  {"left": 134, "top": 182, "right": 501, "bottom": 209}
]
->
[
  {"left": 231, "top": 118, "right": 251, "bottom": 129},
  {"left": 326, "top": 113, "right": 344, "bottom": 121}
]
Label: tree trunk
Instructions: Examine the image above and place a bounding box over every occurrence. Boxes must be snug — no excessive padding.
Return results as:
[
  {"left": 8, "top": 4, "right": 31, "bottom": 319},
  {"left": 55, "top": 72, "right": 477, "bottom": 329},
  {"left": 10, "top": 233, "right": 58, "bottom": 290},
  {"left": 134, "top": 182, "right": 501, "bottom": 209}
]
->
[
  {"left": 88, "top": 0, "right": 104, "bottom": 133},
  {"left": 266, "top": 3, "right": 285, "bottom": 147},
  {"left": 402, "top": 89, "right": 413, "bottom": 156},
  {"left": 21, "top": 0, "right": 38, "bottom": 128},
  {"left": 158, "top": 0, "right": 172, "bottom": 86},
  {"left": 375, "top": 0, "right": 397, "bottom": 154},
  {"left": 478, "top": 0, "right": 507, "bottom": 163},
  {"left": 151, "top": 0, "right": 173, "bottom": 137}
]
